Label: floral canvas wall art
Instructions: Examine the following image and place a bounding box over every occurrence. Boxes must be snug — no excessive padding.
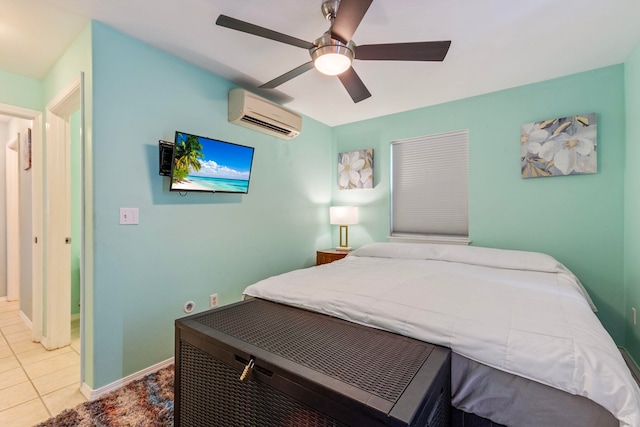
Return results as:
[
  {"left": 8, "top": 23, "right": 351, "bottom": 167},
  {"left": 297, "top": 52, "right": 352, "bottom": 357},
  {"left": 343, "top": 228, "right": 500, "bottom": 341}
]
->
[
  {"left": 521, "top": 113, "right": 597, "bottom": 178},
  {"left": 338, "top": 148, "right": 373, "bottom": 189},
  {"left": 23, "top": 128, "right": 31, "bottom": 170}
]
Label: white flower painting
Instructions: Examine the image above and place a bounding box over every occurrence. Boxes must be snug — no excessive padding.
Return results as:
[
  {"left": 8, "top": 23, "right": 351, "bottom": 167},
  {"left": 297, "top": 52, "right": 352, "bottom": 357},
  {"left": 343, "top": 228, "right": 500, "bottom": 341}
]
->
[
  {"left": 338, "top": 149, "right": 374, "bottom": 189},
  {"left": 521, "top": 113, "right": 597, "bottom": 178}
]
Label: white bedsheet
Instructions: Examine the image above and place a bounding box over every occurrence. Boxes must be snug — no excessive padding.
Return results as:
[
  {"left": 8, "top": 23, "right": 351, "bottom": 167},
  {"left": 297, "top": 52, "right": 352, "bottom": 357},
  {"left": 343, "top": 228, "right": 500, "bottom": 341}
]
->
[{"left": 243, "top": 243, "right": 640, "bottom": 427}]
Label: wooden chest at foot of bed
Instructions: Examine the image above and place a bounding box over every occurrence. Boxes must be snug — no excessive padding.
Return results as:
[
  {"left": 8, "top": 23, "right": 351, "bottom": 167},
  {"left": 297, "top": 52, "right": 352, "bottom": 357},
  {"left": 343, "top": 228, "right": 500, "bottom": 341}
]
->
[{"left": 175, "top": 298, "right": 451, "bottom": 427}]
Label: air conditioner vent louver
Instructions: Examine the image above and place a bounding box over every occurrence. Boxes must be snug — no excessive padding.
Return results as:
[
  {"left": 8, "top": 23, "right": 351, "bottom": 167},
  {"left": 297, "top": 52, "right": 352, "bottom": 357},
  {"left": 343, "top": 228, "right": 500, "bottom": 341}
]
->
[
  {"left": 240, "top": 115, "right": 291, "bottom": 136},
  {"left": 229, "top": 89, "right": 301, "bottom": 140}
]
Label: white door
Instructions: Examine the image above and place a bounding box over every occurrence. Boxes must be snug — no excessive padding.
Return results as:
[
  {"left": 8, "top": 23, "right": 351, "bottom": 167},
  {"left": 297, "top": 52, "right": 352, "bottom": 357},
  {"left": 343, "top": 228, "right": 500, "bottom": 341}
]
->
[{"left": 44, "top": 112, "right": 71, "bottom": 348}]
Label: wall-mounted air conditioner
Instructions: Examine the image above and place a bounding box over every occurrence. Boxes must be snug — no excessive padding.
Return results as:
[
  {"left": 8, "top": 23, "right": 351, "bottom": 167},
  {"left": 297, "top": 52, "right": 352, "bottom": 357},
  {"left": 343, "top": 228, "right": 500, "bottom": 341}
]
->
[{"left": 228, "top": 88, "right": 302, "bottom": 140}]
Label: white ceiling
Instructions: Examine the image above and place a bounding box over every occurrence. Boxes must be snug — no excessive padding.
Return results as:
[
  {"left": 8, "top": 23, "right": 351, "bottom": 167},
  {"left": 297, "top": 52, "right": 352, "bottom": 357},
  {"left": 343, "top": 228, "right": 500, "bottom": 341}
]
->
[{"left": 3, "top": 0, "right": 640, "bottom": 126}]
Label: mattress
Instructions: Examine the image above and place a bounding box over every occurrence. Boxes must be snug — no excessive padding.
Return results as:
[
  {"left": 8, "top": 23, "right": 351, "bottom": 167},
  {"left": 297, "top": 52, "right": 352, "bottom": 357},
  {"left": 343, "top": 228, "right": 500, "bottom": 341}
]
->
[
  {"left": 452, "top": 353, "right": 617, "bottom": 426},
  {"left": 243, "top": 242, "right": 640, "bottom": 427}
]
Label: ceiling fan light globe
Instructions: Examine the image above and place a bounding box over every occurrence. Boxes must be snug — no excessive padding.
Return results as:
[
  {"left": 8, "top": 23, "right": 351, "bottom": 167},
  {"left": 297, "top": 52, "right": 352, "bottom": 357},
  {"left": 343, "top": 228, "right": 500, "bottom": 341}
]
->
[
  {"left": 311, "top": 44, "right": 354, "bottom": 75},
  {"left": 315, "top": 53, "right": 351, "bottom": 75}
]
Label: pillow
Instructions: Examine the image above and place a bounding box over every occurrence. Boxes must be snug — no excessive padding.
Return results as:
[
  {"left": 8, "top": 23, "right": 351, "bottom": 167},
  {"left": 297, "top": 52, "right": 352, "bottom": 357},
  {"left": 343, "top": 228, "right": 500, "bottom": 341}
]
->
[
  {"left": 353, "top": 242, "right": 561, "bottom": 272},
  {"left": 350, "top": 242, "right": 597, "bottom": 311},
  {"left": 349, "top": 242, "right": 447, "bottom": 260}
]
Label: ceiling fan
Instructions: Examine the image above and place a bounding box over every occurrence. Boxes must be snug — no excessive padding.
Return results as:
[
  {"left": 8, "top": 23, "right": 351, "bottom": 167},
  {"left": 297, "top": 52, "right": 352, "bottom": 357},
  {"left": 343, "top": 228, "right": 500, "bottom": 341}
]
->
[{"left": 216, "top": 0, "right": 451, "bottom": 103}]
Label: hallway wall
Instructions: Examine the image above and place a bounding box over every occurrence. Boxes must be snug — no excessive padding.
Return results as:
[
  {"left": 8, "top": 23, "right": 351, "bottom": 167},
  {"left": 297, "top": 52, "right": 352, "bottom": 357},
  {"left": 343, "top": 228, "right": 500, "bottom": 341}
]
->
[
  {"left": 11, "top": 118, "right": 33, "bottom": 315},
  {"left": 0, "top": 120, "right": 7, "bottom": 297}
]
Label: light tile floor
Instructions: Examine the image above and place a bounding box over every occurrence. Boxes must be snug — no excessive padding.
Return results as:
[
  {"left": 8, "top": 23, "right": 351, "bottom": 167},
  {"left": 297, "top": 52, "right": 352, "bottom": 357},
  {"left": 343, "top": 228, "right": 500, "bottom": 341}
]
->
[{"left": 0, "top": 300, "right": 85, "bottom": 427}]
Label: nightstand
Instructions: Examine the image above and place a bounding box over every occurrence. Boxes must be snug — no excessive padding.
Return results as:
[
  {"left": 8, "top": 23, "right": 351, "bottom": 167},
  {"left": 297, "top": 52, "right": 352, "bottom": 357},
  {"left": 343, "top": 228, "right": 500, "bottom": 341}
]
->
[{"left": 316, "top": 249, "right": 350, "bottom": 265}]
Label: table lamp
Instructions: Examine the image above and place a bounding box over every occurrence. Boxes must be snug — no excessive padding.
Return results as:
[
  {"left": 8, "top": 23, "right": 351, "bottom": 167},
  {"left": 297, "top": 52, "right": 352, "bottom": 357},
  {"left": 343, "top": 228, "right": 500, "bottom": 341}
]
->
[{"left": 330, "top": 206, "right": 358, "bottom": 251}]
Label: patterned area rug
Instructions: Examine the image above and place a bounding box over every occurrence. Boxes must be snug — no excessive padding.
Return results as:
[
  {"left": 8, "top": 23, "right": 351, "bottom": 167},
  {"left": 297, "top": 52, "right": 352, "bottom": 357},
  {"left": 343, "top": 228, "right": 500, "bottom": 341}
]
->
[{"left": 35, "top": 365, "right": 174, "bottom": 427}]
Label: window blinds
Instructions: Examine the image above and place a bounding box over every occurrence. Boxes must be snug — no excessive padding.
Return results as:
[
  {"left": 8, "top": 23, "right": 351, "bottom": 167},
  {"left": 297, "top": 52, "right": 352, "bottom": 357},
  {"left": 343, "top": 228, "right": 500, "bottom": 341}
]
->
[{"left": 391, "top": 130, "right": 469, "bottom": 237}]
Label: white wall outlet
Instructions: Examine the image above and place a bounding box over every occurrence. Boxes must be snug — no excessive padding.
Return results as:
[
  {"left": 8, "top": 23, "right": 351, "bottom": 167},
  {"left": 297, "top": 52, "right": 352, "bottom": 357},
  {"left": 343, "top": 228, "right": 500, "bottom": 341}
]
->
[
  {"left": 184, "top": 301, "right": 195, "bottom": 313},
  {"left": 210, "top": 293, "right": 218, "bottom": 308},
  {"left": 119, "top": 207, "right": 139, "bottom": 225},
  {"left": 633, "top": 307, "right": 637, "bottom": 326}
]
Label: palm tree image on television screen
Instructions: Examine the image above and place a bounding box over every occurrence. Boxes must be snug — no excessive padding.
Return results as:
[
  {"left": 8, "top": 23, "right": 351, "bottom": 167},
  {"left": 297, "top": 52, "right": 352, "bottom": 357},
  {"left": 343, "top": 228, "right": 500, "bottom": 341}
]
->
[{"left": 171, "top": 132, "right": 255, "bottom": 193}]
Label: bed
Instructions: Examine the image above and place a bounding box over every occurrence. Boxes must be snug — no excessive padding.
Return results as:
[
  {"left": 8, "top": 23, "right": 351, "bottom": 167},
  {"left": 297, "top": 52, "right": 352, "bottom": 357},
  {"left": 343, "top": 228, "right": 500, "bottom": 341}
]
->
[{"left": 243, "top": 242, "right": 640, "bottom": 427}]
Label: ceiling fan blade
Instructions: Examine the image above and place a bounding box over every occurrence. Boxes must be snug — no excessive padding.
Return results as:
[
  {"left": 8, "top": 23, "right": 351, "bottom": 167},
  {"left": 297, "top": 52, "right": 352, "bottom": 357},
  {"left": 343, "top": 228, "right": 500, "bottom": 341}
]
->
[
  {"left": 331, "top": 0, "right": 373, "bottom": 44},
  {"left": 355, "top": 41, "right": 451, "bottom": 61},
  {"left": 337, "top": 67, "right": 371, "bottom": 103},
  {"left": 216, "top": 15, "right": 315, "bottom": 50},
  {"left": 259, "top": 62, "right": 315, "bottom": 89}
]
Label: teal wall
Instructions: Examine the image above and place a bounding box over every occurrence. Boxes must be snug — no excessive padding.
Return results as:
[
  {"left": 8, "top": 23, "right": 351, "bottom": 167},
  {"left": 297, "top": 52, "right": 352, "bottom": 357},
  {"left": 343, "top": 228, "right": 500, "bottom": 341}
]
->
[
  {"left": 90, "top": 22, "right": 332, "bottom": 388},
  {"left": 333, "top": 65, "right": 627, "bottom": 344},
  {"left": 42, "top": 23, "right": 93, "bottom": 105},
  {"left": 0, "top": 70, "right": 42, "bottom": 110},
  {"left": 625, "top": 42, "right": 640, "bottom": 361}
]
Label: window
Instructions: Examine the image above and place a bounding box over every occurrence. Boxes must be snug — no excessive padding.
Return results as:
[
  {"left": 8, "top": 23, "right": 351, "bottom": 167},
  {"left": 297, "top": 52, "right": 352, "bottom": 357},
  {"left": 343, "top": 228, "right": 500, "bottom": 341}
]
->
[{"left": 391, "top": 130, "right": 469, "bottom": 243}]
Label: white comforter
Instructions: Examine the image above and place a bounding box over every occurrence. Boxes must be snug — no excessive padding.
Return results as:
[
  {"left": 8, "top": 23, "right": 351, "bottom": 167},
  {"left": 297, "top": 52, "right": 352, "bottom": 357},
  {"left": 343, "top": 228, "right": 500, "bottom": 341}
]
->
[{"left": 244, "top": 243, "right": 640, "bottom": 427}]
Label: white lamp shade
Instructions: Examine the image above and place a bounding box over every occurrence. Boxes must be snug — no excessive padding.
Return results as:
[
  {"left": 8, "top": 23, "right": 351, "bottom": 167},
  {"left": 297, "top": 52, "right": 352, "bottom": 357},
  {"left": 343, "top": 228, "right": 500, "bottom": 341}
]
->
[{"left": 330, "top": 206, "right": 358, "bottom": 225}]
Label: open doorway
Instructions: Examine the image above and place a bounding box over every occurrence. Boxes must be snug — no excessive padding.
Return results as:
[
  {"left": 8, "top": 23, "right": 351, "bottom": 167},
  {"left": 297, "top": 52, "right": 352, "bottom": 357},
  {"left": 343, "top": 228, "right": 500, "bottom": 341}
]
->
[{"left": 0, "top": 106, "right": 42, "bottom": 332}]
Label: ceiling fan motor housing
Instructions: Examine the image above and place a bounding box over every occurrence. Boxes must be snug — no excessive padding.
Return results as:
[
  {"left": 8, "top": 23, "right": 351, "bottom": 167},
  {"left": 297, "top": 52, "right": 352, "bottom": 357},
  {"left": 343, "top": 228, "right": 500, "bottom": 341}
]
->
[{"left": 310, "top": 32, "right": 355, "bottom": 75}]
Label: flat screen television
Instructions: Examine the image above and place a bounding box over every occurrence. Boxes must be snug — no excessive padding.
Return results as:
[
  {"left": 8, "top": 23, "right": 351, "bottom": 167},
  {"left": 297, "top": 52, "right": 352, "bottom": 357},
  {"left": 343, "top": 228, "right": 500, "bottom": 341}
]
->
[{"left": 170, "top": 131, "right": 255, "bottom": 194}]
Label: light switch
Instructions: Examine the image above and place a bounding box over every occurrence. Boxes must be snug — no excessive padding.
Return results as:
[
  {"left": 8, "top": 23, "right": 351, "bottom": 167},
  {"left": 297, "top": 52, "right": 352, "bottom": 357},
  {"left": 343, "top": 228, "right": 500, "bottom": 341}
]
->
[{"left": 119, "top": 208, "right": 139, "bottom": 225}]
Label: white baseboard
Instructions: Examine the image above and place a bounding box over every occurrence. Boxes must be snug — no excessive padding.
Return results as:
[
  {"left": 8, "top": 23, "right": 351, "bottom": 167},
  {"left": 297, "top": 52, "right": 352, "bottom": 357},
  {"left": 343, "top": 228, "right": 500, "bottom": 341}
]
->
[
  {"left": 0, "top": 296, "right": 7, "bottom": 302},
  {"left": 19, "top": 311, "right": 33, "bottom": 329},
  {"left": 80, "top": 357, "right": 175, "bottom": 400}
]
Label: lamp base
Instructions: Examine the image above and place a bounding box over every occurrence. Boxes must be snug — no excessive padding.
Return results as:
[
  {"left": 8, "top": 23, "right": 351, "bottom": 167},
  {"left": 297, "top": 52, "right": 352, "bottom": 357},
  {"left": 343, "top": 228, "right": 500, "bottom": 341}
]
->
[{"left": 335, "top": 246, "right": 352, "bottom": 252}]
